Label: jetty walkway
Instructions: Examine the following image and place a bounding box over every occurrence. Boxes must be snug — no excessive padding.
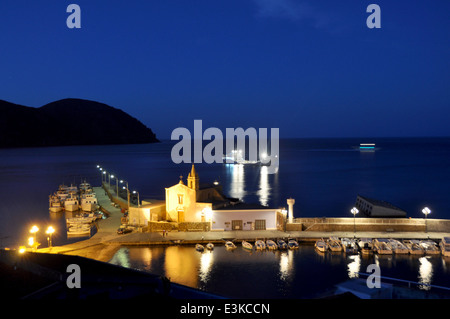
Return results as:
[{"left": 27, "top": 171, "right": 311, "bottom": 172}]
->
[{"left": 38, "top": 185, "right": 450, "bottom": 262}]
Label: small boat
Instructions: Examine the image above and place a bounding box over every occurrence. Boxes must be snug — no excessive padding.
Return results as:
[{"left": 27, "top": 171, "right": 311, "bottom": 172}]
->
[
  {"left": 206, "top": 243, "right": 214, "bottom": 250},
  {"left": 277, "top": 239, "right": 288, "bottom": 250},
  {"left": 255, "top": 240, "right": 266, "bottom": 250},
  {"left": 340, "top": 238, "right": 358, "bottom": 254},
  {"left": 403, "top": 239, "right": 424, "bottom": 255},
  {"left": 195, "top": 244, "right": 205, "bottom": 252},
  {"left": 420, "top": 240, "right": 440, "bottom": 255},
  {"left": 242, "top": 241, "right": 253, "bottom": 251},
  {"left": 358, "top": 238, "right": 373, "bottom": 255},
  {"left": 288, "top": 239, "right": 299, "bottom": 249},
  {"left": 373, "top": 238, "right": 393, "bottom": 255},
  {"left": 266, "top": 240, "right": 278, "bottom": 250},
  {"left": 49, "top": 194, "right": 63, "bottom": 213},
  {"left": 67, "top": 224, "right": 91, "bottom": 237},
  {"left": 440, "top": 237, "right": 450, "bottom": 257},
  {"left": 327, "top": 237, "right": 342, "bottom": 252},
  {"left": 315, "top": 238, "right": 328, "bottom": 253},
  {"left": 225, "top": 241, "right": 236, "bottom": 250},
  {"left": 388, "top": 239, "right": 409, "bottom": 254}
]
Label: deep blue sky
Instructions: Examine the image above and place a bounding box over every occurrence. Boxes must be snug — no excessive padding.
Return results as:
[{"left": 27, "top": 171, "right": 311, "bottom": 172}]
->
[{"left": 0, "top": 1, "right": 449, "bottom": 138}]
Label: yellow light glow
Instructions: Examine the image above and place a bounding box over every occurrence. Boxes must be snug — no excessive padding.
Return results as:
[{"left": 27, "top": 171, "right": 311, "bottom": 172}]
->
[
  {"left": 30, "top": 225, "right": 39, "bottom": 234},
  {"left": 46, "top": 226, "right": 55, "bottom": 235},
  {"left": 18, "top": 246, "right": 26, "bottom": 254},
  {"left": 28, "top": 237, "right": 34, "bottom": 246}
]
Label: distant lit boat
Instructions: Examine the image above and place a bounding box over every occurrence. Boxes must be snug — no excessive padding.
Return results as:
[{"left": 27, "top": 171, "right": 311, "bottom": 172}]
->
[
  {"left": 440, "top": 237, "right": 450, "bottom": 257},
  {"left": 242, "top": 240, "right": 253, "bottom": 251},
  {"left": 195, "top": 244, "right": 205, "bottom": 252},
  {"left": 327, "top": 237, "right": 342, "bottom": 252},
  {"left": 388, "top": 239, "right": 409, "bottom": 254},
  {"left": 315, "top": 238, "right": 328, "bottom": 253},
  {"left": 222, "top": 149, "right": 260, "bottom": 165},
  {"left": 358, "top": 143, "right": 378, "bottom": 152},
  {"left": 255, "top": 240, "right": 266, "bottom": 250},
  {"left": 277, "top": 239, "right": 288, "bottom": 250},
  {"left": 49, "top": 194, "right": 63, "bottom": 213},
  {"left": 206, "top": 243, "right": 214, "bottom": 250},
  {"left": 266, "top": 240, "right": 278, "bottom": 250},
  {"left": 358, "top": 238, "right": 373, "bottom": 255},
  {"left": 373, "top": 238, "right": 392, "bottom": 255},
  {"left": 420, "top": 240, "right": 440, "bottom": 255},
  {"left": 403, "top": 239, "right": 424, "bottom": 255},
  {"left": 288, "top": 239, "right": 299, "bottom": 250},
  {"left": 225, "top": 241, "right": 236, "bottom": 250}
]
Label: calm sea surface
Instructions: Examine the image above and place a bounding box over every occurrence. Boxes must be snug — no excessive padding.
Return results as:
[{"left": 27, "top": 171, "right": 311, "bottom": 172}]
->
[{"left": 1, "top": 138, "right": 450, "bottom": 297}]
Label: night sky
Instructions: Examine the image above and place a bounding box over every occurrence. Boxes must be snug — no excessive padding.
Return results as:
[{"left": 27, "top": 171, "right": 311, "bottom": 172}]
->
[{"left": 0, "top": 1, "right": 449, "bottom": 138}]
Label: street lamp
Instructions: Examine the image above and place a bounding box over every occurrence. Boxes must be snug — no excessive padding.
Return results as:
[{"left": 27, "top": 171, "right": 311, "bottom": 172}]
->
[
  {"left": 29, "top": 225, "right": 39, "bottom": 251},
  {"left": 46, "top": 226, "right": 55, "bottom": 248},
  {"left": 351, "top": 207, "right": 359, "bottom": 238},
  {"left": 133, "top": 190, "right": 140, "bottom": 207},
  {"left": 422, "top": 207, "right": 431, "bottom": 237},
  {"left": 120, "top": 180, "right": 130, "bottom": 209}
]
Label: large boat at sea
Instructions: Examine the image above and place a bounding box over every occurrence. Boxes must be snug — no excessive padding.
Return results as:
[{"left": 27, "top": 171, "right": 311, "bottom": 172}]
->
[{"left": 222, "top": 149, "right": 260, "bottom": 165}]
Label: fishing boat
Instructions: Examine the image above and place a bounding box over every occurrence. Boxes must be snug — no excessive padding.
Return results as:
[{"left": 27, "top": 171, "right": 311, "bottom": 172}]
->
[
  {"left": 420, "top": 240, "right": 440, "bottom": 255},
  {"left": 388, "top": 239, "right": 409, "bottom": 254},
  {"left": 315, "top": 238, "right": 328, "bottom": 253},
  {"left": 288, "top": 239, "right": 299, "bottom": 250},
  {"left": 266, "top": 240, "right": 278, "bottom": 250},
  {"left": 242, "top": 240, "right": 253, "bottom": 251},
  {"left": 225, "top": 241, "right": 236, "bottom": 250},
  {"left": 49, "top": 194, "right": 63, "bottom": 213},
  {"left": 373, "top": 238, "right": 393, "bottom": 255},
  {"left": 67, "top": 224, "right": 91, "bottom": 237},
  {"left": 195, "top": 244, "right": 205, "bottom": 252},
  {"left": 440, "top": 237, "right": 450, "bottom": 257},
  {"left": 64, "top": 193, "right": 79, "bottom": 212},
  {"left": 341, "top": 238, "right": 358, "bottom": 254},
  {"left": 403, "top": 239, "right": 424, "bottom": 255},
  {"left": 255, "top": 240, "right": 266, "bottom": 250},
  {"left": 206, "top": 243, "right": 214, "bottom": 250},
  {"left": 358, "top": 238, "right": 373, "bottom": 255},
  {"left": 277, "top": 239, "right": 288, "bottom": 250},
  {"left": 81, "top": 191, "right": 98, "bottom": 212},
  {"left": 327, "top": 237, "right": 342, "bottom": 252}
]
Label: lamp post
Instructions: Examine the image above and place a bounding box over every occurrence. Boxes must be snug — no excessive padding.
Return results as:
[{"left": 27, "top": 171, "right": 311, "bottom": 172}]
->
[
  {"left": 45, "top": 226, "right": 55, "bottom": 248},
  {"left": 29, "top": 225, "right": 39, "bottom": 251},
  {"left": 133, "top": 190, "right": 140, "bottom": 207},
  {"left": 120, "top": 180, "right": 130, "bottom": 210},
  {"left": 111, "top": 175, "right": 119, "bottom": 198},
  {"left": 351, "top": 207, "right": 359, "bottom": 238},
  {"left": 422, "top": 207, "right": 431, "bottom": 238}
]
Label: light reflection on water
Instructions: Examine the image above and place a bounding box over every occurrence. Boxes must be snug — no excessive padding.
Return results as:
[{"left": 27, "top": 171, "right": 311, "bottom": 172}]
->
[{"left": 108, "top": 244, "right": 450, "bottom": 298}]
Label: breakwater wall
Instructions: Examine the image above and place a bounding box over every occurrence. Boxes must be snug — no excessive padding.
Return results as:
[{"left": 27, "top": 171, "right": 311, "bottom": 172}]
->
[{"left": 287, "top": 217, "right": 450, "bottom": 233}]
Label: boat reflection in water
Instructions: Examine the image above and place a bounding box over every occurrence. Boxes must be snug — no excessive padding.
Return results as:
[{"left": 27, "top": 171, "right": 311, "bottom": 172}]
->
[
  {"left": 418, "top": 256, "right": 433, "bottom": 290},
  {"left": 347, "top": 255, "right": 361, "bottom": 279}
]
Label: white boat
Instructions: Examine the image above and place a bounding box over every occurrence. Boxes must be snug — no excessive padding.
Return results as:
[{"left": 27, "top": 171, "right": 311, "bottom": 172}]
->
[
  {"left": 242, "top": 240, "right": 253, "bottom": 251},
  {"left": 327, "top": 237, "right": 342, "bottom": 252},
  {"left": 440, "top": 237, "right": 450, "bottom": 257},
  {"left": 64, "top": 193, "right": 79, "bottom": 212},
  {"left": 225, "top": 241, "right": 236, "bottom": 250},
  {"left": 358, "top": 238, "right": 373, "bottom": 255},
  {"left": 222, "top": 149, "right": 260, "bottom": 165},
  {"left": 403, "top": 239, "right": 424, "bottom": 255},
  {"left": 195, "top": 244, "right": 205, "bottom": 252},
  {"left": 81, "top": 192, "right": 98, "bottom": 212},
  {"left": 255, "top": 240, "right": 266, "bottom": 250},
  {"left": 288, "top": 239, "right": 299, "bottom": 249},
  {"left": 420, "top": 240, "right": 440, "bottom": 255},
  {"left": 315, "top": 238, "right": 328, "bottom": 253},
  {"left": 49, "top": 194, "right": 63, "bottom": 213},
  {"left": 67, "top": 224, "right": 91, "bottom": 237},
  {"left": 277, "top": 239, "right": 288, "bottom": 250},
  {"left": 79, "top": 181, "right": 92, "bottom": 193},
  {"left": 373, "top": 238, "right": 392, "bottom": 255},
  {"left": 206, "top": 243, "right": 214, "bottom": 250},
  {"left": 266, "top": 240, "right": 278, "bottom": 250},
  {"left": 388, "top": 239, "right": 409, "bottom": 254},
  {"left": 341, "top": 238, "right": 358, "bottom": 254}
]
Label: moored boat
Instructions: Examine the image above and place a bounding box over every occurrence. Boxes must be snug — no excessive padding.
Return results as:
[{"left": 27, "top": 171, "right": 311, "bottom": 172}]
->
[
  {"left": 64, "top": 193, "right": 79, "bottom": 212},
  {"left": 195, "top": 244, "right": 205, "bottom": 252},
  {"left": 440, "top": 237, "right": 450, "bottom": 257},
  {"left": 373, "top": 238, "right": 393, "bottom": 255},
  {"left": 266, "top": 240, "right": 278, "bottom": 250},
  {"left": 388, "top": 239, "right": 409, "bottom": 254},
  {"left": 341, "top": 238, "right": 358, "bottom": 254},
  {"left": 81, "top": 191, "right": 98, "bottom": 212},
  {"left": 49, "top": 194, "right": 63, "bottom": 213},
  {"left": 277, "top": 239, "right": 288, "bottom": 250},
  {"left": 358, "top": 238, "right": 373, "bottom": 255},
  {"left": 242, "top": 240, "right": 253, "bottom": 251},
  {"left": 255, "top": 240, "right": 266, "bottom": 250},
  {"left": 403, "top": 239, "right": 424, "bottom": 255},
  {"left": 315, "top": 238, "right": 328, "bottom": 253},
  {"left": 225, "top": 241, "right": 236, "bottom": 250},
  {"left": 327, "top": 237, "right": 342, "bottom": 252},
  {"left": 287, "top": 239, "right": 299, "bottom": 250},
  {"left": 206, "top": 243, "right": 214, "bottom": 250},
  {"left": 420, "top": 240, "right": 440, "bottom": 255}
]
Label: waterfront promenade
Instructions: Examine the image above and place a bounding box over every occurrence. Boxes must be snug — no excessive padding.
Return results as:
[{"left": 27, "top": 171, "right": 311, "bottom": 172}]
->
[{"left": 37, "top": 185, "right": 450, "bottom": 263}]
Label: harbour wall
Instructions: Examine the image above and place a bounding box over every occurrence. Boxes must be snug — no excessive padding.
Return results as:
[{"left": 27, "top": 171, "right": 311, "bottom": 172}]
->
[{"left": 287, "top": 217, "right": 450, "bottom": 233}]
